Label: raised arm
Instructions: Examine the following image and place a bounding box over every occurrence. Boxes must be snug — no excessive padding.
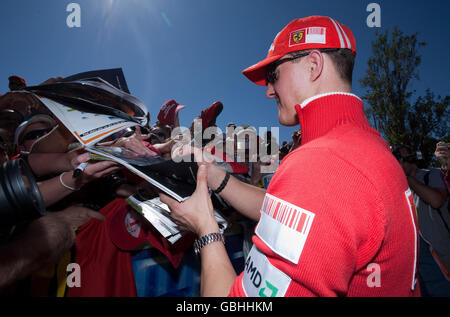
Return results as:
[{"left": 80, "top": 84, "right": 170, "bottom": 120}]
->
[{"left": 160, "top": 164, "right": 237, "bottom": 296}]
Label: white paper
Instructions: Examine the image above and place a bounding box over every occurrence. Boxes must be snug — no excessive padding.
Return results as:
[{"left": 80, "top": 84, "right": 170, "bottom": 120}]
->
[{"left": 38, "top": 96, "right": 139, "bottom": 146}]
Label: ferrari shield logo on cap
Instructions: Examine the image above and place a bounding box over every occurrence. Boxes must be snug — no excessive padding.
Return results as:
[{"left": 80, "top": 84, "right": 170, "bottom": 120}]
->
[
  {"left": 125, "top": 212, "right": 141, "bottom": 238},
  {"left": 290, "top": 29, "right": 305, "bottom": 46}
]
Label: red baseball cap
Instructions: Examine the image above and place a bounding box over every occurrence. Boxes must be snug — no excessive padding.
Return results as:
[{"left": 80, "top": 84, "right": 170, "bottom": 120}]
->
[
  {"left": 243, "top": 16, "right": 356, "bottom": 86},
  {"left": 108, "top": 203, "right": 195, "bottom": 269},
  {"left": 200, "top": 101, "right": 223, "bottom": 129},
  {"left": 157, "top": 99, "right": 185, "bottom": 126}
]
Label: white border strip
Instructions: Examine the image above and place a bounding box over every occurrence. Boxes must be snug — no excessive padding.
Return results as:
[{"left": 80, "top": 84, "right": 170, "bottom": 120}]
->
[
  {"left": 328, "top": 17, "right": 345, "bottom": 48},
  {"left": 405, "top": 189, "right": 418, "bottom": 291},
  {"left": 299, "top": 92, "right": 361, "bottom": 109},
  {"left": 336, "top": 21, "right": 351, "bottom": 50}
]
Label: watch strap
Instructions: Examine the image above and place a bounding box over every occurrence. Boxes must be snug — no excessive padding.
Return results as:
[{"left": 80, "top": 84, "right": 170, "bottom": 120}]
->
[{"left": 194, "top": 232, "right": 225, "bottom": 255}]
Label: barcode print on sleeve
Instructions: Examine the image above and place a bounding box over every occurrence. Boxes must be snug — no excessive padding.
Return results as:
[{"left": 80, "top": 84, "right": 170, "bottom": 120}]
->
[
  {"left": 261, "top": 194, "right": 313, "bottom": 234},
  {"left": 256, "top": 194, "right": 316, "bottom": 264}
]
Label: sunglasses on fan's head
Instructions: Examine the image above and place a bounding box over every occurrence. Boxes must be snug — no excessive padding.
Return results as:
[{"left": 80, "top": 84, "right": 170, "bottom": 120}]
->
[{"left": 22, "top": 128, "right": 53, "bottom": 142}]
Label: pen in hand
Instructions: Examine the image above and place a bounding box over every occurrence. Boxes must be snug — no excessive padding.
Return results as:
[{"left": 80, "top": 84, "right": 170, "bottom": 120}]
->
[{"left": 73, "top": 162, "right": 88, "bottom": 178}]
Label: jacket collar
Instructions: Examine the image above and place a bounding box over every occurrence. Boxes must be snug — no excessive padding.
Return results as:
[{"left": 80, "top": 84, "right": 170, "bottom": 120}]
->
[{"left": 294, "top": 92, "right": 370, "bottom": 145}]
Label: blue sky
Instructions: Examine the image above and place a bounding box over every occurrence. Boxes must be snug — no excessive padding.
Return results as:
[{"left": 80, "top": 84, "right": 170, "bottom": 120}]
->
[{"left": 0, "top": 0, "right": 449, "bottom": 143}]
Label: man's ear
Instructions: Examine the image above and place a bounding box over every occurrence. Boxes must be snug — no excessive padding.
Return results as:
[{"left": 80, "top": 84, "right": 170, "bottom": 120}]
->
[{"left": 307, "top": 50, "right": 324, "bottom": 82}]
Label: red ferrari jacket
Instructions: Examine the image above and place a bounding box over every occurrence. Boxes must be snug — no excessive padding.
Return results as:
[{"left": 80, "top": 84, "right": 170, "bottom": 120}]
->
[{"left": 229, "top": 93, "right": 420, "bottom": 297}]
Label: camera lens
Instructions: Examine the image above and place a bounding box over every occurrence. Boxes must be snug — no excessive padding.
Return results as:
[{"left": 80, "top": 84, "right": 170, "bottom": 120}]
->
[{"left": 0, "top": 158, "right": 45, "bottom": 231}]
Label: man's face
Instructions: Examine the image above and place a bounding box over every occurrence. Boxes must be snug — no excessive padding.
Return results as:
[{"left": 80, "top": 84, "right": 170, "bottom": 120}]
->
[
  {"left": 398, "top": 147, "right": 417, "bottom": 175},
  {"left": 149, "top": 126, "right": 170, "bottom": 144},
  {"left": 398, "top": 148, "right": 417, "bottom": 163},
  {"left": 265, "top": 54, "right": 310, "bottom": 126}
]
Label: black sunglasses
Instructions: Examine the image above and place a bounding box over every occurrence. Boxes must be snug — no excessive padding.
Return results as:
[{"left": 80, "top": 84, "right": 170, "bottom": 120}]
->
[
  {"left": 265, "top": 48, "right": 340, "bottom": 85},
  {"left": 22, "top": 128, "right": 53, "bottom": 142},
  {"left": 399, "top": 154, "right": 418, "bottom": 164}
]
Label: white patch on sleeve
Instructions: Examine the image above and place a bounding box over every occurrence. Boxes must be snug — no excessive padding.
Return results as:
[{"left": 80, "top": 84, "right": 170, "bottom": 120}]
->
[
  {"left": 242, "top": 246, "right": 291, "bottom": 297},
  {"left": 256, "top": 194, "right": 315, "bottom": 264}
]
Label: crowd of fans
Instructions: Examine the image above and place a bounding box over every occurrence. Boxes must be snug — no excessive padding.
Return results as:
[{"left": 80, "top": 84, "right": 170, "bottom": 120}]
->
[
  {"left": 0, "top": 74, "right": 448, "bottom": 296},
  {"left": 0, "top": 74, "right": 281, "bottom": 295}
]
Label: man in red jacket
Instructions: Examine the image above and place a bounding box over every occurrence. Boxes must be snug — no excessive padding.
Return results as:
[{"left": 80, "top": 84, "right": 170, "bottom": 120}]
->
[{"left": 161, "top": 16, "right": 420, "bottom": 297}]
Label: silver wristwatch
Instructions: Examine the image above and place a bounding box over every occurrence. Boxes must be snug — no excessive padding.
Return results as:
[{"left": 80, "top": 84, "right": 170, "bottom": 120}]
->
[{"left": 193, "top": 232, "right": 225, "bottom": 255}]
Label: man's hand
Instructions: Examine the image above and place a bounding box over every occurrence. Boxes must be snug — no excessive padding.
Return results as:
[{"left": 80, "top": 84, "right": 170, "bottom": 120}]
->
[
  {"left": 170, "top": 143, "right": 265, "bottom": 222},
  {"left": 102, "top": 126, "right": 156, "bottom": 156},
  {"left": 66, "top": 147, "right": 122, "bottom": 186},
  {"left": 0, "top": 206, "right": 103, "bottom": 290},
  {"left": 66, "top": 147, "right": 92, "bottom": 170},
  {"left": 171, "top": 143, "right": 220, "bottom": 187},
  {"left": 1, "top": 212, "right": 77, "bottom": 283},
  {"left": 26, "top": 213, "right": 76, "bottom": 256},
  {"left": 53, "top": 205, "right": 105, "bottom": 229},
  {"left": 75, "top": 160, "right": 122, "bottom": 187},
  {"left": 160, "top": 160, "right": 238, "bottom": 297},
  {"left": 159, "top": 164, "right": 219, "bottom": 237},
  {"left": 159, "top": 163, "right": 237, "bottom": 297}
]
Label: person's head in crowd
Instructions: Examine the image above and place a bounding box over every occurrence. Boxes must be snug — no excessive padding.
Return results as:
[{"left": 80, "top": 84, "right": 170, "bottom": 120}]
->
[
  {"left": 234, "top": 126, "right": 258, "bottom": 164},
  {"left": 8, "top": 76, "right": 27, "bottom": 91},
  {"left": 242, "top": 16, "right": 356, "bottom": 126},
  {"left": 392, "top": 144, "right": 415, "bottom": 162},
  {"left": 148, "top": 123, "right": 171, "bottom": 144},
  {"left": 14, "top": 115, "right": 56, "bottom": 153},
  {"left": 226, "top": 122, "right": 236, "bottom": 133},
  {"left": 393, "top": 144, "right": 428, "bottom": 169},
  {"left": 227, "top": 123, "right": 236, "bottom": 130},
  {"left": 391, "top": 144, "right": 421, "bottom": 176},
  {"left": 290, "top": 129, "right": 302, "bottom": 152},
  {"left": 223, "top": 122, "right": 236, "bottom": 141},
  {"left": 279, "top": 142, "right": 291, "bottom": 160}
]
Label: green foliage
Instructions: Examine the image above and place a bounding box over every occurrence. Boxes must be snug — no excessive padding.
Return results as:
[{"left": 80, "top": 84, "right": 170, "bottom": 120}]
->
[{"left": 360, "top": 27, "right": 449, "bottom": 167}]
